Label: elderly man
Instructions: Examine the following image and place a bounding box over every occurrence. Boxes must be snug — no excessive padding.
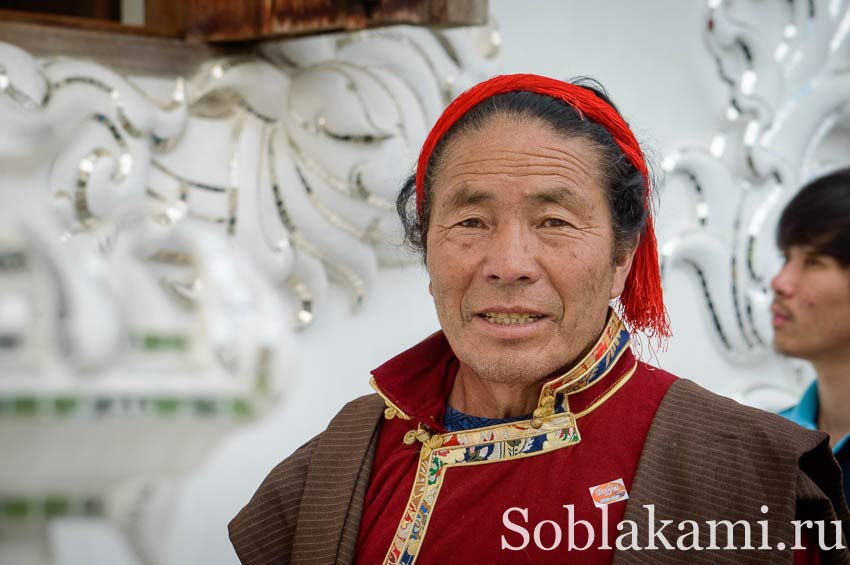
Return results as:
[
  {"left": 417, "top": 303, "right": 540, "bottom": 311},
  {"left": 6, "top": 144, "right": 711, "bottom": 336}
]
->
[
  {"left": 229, "top": 75, "right": 849, "bottom": 564},
  {"left": 774, "top": 169, "right": 850, "bottom": 511}
]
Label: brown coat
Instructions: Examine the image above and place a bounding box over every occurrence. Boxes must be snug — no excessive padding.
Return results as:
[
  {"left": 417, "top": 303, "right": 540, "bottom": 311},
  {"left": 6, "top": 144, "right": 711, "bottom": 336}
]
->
[{"left": 229, "top": 379, "right": 850, "bottom": 564}]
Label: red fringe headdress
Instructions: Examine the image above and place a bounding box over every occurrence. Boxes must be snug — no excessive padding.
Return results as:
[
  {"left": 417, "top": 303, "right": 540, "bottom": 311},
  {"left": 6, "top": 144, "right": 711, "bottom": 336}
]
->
[{"left": 415, "top": 74, "right": 670, "bottom": 339}]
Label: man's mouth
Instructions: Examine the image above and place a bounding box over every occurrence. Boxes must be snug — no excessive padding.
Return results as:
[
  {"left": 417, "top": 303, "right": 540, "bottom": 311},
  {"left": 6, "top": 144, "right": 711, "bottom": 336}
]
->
[
  {"left": 479, "top": 312, "right": 545, "bottom": 325},
  {"left": 770, "top": 303, "right": 792, "bottom": 327}
]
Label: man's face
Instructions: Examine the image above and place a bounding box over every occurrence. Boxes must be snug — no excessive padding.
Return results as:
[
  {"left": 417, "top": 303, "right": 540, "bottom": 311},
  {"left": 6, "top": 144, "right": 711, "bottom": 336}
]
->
[
  {"left": 425, "top": 116, "right": 634, "bottom": 386},
  {"left": 771, "top": 245, "right": 850, "bottom": 361}
]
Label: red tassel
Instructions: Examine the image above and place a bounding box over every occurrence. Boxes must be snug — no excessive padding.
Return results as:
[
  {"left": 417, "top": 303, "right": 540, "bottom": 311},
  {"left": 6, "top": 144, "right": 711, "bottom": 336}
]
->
[{"left": 416, "top": 74, "right": 671, "bottom": 339}]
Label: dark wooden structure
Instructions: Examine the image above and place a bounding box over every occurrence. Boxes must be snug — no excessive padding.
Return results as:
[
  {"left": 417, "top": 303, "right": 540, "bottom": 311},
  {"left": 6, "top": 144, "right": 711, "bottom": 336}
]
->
[
  {"left": 0, "top": 1, "right": 487, "bottom": 41},
  {"left": 0, "top": 0, "right": 486, "bottom": 75}
]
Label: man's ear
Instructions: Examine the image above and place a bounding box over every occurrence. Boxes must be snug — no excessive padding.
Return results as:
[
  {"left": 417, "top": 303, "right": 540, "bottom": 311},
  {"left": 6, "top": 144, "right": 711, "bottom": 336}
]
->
[
  {"left": 428, "top": 280, "right": 434, "bottom": 297},
  {"left": 609, "top": 246, "right": 637, "bottom": 299}
]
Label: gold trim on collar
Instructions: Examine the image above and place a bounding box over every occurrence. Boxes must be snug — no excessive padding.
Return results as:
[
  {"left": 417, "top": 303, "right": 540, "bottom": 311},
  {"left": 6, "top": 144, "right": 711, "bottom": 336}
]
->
[
  {"left": 532, "top": 311, "right": 629, "bottom": 424},
  {"left": 575, "top": 361, "right": 637, "bottom": 419},
  {"left": 370, "top": 376, "right": 411, "bottom": 421}
]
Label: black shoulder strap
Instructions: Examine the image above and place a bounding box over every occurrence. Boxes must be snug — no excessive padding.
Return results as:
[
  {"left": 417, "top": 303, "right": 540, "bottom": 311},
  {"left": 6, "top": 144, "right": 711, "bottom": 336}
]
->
[{"left": 797, "top": 441, "right": 850, "bottom": 564}]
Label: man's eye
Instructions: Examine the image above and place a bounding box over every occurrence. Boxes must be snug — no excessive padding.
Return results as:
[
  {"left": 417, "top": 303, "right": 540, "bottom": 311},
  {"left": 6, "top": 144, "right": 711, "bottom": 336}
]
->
[
  {"left": 541, "top": 218, "right": 569, "bottom": 228},
  {"left": 803, "top": 256, "right": 823, "bottom": 267},
  {"left": 458, "top": 218, "right": 484, "bottom": 228}
]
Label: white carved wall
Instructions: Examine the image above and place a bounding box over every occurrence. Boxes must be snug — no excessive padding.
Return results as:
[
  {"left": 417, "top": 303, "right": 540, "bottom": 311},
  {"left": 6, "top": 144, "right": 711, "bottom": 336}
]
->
[{"left": 1, "top": 1, "right": 848, "bottom": 564}]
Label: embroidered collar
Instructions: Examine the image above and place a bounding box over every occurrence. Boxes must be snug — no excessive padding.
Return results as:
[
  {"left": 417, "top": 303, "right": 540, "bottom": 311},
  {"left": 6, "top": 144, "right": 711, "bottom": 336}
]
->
[{"left": 370, "top": 309, "right": 631, "bottom": 429}]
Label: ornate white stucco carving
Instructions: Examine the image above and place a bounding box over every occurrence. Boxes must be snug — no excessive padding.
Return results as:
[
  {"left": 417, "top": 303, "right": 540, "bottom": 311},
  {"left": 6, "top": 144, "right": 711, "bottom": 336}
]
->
[
  {"left": 0, "top": 22, "right": 499, "bottom": 565},
  {"left": 659, "top": 0, "right": 850, "bottom": 406}
]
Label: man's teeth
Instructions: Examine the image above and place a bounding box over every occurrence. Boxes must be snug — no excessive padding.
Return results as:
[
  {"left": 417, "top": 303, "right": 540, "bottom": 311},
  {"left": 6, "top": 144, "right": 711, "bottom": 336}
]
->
[{"left": 482, "top": 313, "right": 543, "bottom": 325}]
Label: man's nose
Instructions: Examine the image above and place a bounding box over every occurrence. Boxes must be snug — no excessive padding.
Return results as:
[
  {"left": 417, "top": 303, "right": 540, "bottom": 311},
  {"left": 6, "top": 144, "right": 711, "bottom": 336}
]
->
[
  {"left": 480, "top": 224, "right": 541, "bottom": 285},
  {"left": 771, "top": 261, "right": 795, "bottom": 298}
]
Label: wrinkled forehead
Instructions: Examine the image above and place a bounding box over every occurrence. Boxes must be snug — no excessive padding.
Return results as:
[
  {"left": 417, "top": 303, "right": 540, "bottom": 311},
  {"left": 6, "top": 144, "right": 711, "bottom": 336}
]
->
[{"left": 430, "top": 116, "right": 606, "bottom": 210}]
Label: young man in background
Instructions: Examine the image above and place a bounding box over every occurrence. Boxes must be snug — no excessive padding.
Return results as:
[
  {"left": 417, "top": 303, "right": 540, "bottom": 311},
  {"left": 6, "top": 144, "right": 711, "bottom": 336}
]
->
[{"left": 775, "top": 168, "right": 850, "bottom": 506}]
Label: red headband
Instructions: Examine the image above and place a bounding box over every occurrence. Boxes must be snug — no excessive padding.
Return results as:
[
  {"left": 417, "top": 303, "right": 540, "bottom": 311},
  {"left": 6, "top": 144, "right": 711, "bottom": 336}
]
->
[{"left": 415, "top": 73, "right": 670, "bottom": 339}]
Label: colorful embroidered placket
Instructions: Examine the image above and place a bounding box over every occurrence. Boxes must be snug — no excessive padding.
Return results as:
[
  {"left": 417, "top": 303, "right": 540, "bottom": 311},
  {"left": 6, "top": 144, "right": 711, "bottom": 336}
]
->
[{"left": 384, "top": 412, "right": 582, "bottom": 564}]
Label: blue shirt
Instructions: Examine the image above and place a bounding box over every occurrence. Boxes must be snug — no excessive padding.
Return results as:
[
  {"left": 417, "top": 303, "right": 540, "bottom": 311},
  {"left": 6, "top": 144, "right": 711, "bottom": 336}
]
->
[
  {"left": 780, "top": 381, "right": 850, "bottom": 505},
  {"left": 443, "top": 394, "right": 568, "bottom": 432},
  {"left": 443, "top": 404, "right": 531, "bottom": 431}
]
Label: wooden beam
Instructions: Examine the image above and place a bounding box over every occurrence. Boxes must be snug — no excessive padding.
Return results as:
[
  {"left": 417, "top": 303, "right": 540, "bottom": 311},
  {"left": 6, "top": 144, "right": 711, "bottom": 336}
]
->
[
  {"left": 187, "top": 0, "right": 489, "bottom": 43},
  {"left": 374, "top": 0, "right": 488, "bottom": 27},
  {"left": 185, "top": 0, "right": 268, "bottom": 42},
  {"left": 144, "top": 0, "right": 188, "bottom": 37},
  {"left": 0, "top": 8, "right": 172, "bottom": 37},
  {"left": 429, "top": 0, "right": 488, "bottom": 25},
  {"left": 0, "top": 0, "right": 121, "bottom": 21},
  {"left": 0, "top": 17, "right": 239, "bottom": 78},
  {"left": 0, "top": 0, "right": 489, "bottom": 71}
]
